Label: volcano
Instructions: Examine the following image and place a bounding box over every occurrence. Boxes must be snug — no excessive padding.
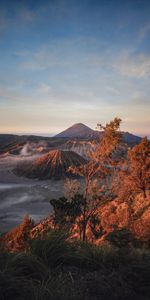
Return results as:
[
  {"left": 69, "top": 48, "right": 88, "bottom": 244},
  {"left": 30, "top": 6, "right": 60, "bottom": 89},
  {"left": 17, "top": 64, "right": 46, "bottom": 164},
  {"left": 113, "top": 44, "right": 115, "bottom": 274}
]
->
[
  {"left": 55, "top": 123, "right": 97, "bottom": 138},
  {"left": 14, "top": 149, "right": 86, "bottom": 180}
]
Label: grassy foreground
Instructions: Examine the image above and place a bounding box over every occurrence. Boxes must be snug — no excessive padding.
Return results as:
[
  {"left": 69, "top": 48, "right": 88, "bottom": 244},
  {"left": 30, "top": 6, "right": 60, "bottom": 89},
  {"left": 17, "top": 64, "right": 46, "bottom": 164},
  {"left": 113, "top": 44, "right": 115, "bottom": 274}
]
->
[{"left": 0, "top": 230, "right": 150, "bottom": 300}]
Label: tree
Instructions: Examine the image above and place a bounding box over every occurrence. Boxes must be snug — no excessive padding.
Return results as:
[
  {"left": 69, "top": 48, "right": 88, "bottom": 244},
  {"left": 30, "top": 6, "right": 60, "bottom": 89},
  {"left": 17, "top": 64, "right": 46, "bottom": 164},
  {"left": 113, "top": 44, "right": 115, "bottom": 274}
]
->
[
  {"left": 68, "top": 117, "right": 122, "bottom": 241},
  {"left": 0, "top": 215, "right": 34, "bottom": 252},
  {"left": 50, "top": 194, "right": 85, "bottom": 232},
  {"left": 128, "top": 137, "right": 150, "bottom": 199},
  {"left": 116, "top": 137, "right": 150, "bottom": 201},
  {"left": 64, "top": 179, "right": 81, "bottom": 199},
  {"left": 111, "top": 137, "right": 150, "bottom": 235},
  {"left": 105, "top": 227, "right": 137, "bottom": 248}
]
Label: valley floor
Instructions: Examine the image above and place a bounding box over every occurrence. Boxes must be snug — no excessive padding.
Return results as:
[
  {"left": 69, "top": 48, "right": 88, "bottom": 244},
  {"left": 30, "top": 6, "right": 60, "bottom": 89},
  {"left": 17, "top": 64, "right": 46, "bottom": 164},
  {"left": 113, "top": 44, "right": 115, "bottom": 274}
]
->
[{"left": 0, "top": 156, "right": 66, "bottom": 232}]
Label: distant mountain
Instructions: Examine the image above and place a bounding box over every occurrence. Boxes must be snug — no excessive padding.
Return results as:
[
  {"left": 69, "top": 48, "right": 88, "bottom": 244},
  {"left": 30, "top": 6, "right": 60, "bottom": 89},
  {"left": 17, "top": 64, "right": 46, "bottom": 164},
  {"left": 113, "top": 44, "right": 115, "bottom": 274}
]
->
[
  {"left": 14, "top": 149, "right": 86, "bottom": 180},
  {"left": 55, "top": 123, "right": 98, "bottom": 139},
  {"left": 0, "top": 126, "right": 143, "bottom": 157},
  {"left": 55, "top": 123, "right": 142, "bottom": 146},
  {"left": 121, "top": 132, "right": 141, "bottom": 146},
  {"left": 0, "top": 134, "right": 68, "bottom": 155}
]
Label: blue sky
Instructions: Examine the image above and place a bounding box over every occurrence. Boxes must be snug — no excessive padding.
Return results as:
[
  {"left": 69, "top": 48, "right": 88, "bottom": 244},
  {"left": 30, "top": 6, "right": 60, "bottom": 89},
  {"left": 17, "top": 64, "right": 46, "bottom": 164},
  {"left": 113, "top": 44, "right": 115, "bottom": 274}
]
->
[{"left": 0, "top": 0, "right": 150, "bottom": 136}]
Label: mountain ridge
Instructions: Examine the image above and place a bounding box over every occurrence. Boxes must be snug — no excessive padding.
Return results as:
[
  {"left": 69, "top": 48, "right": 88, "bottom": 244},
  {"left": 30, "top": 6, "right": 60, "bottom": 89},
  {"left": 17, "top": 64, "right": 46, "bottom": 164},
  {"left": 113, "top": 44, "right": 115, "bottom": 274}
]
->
[
  {"left": 0, "top": 124, "right": 145, "bottom": 156},
  {"left": 55, "top": 123, "right": 142, "bottom": 145}
]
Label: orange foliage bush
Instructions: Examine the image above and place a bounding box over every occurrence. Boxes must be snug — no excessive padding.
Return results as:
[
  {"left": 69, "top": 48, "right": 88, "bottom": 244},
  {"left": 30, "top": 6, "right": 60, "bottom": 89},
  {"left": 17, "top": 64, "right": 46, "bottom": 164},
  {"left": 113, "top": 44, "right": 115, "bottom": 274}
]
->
[{"left": 0, "top": 215, "right": 34, "bottom": 252}]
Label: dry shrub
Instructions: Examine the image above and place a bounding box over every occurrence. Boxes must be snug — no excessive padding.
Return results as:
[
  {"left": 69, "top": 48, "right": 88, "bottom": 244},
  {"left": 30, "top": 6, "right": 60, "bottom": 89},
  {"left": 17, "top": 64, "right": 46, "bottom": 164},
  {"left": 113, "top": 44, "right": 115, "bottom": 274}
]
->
[{"left": 1, "top": 215, "right": 34, "bottom": 252}]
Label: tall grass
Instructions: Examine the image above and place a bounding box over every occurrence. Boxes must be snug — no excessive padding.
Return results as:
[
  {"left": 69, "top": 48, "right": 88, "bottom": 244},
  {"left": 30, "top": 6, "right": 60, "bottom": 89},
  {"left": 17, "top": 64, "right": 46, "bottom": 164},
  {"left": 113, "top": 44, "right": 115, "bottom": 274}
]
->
[
  {"left": 29, "top": 229, "right": 73, "bottom": 268},
  {"left": 1, "top": 230, "right": 150, "bottom": 299}
]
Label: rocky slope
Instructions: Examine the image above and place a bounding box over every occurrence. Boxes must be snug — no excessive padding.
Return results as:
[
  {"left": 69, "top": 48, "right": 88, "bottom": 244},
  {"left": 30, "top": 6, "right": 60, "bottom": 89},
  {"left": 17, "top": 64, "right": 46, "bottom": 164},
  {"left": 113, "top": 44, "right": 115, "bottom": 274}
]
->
[{"left": 60, "top": 140, "right": 96, "bottom": 159}]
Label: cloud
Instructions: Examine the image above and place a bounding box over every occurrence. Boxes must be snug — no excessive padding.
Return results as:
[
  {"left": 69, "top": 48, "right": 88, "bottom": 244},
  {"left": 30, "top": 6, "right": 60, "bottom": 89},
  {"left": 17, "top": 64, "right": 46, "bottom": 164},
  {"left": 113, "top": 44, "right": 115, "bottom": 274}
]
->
[
  {"left": 18, "top": 37, "right": 107, "bottom": 71},
  {"left": 131, "top": 91, "right": 150, "bottom": 104},
  {"left": 37, "top": 83, "right": 52, "bottom": 94},
  {"left": 19, "top": 8, "right": 35, "bottom": 23},
  {"left": 0, "top": 4, "right": 36, "bottom": 35},
  {"left": 19, "top": 46, "right": 64, "bottom": 71},
  {"left": 139, "top": 22, "right": 150, "bottom": 41},
  {"left": 113, "top": 53, "right": 150, "bottom": 78},
  {"left": 0, "top": 87, "right": 20, "bottom": 102}
]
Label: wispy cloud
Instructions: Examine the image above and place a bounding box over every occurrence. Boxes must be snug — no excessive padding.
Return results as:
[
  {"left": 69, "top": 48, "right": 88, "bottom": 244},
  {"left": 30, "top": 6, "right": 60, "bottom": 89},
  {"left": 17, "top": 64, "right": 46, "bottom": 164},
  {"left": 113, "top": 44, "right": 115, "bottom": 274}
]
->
[
  {"left": 113, "top": 53, "right": 150, "bottom": 78},
  {"left": 0, "top": 4, "right": 36, "bottom": 35},
  {"left": 17, "top": 36, "right": 108, "bottom": 72},
  {"left": 130, "top": 91, "right": 150, "bottom": 106},
  {"left": 139, "top": 22, "right": 150, "bottom": 41}
]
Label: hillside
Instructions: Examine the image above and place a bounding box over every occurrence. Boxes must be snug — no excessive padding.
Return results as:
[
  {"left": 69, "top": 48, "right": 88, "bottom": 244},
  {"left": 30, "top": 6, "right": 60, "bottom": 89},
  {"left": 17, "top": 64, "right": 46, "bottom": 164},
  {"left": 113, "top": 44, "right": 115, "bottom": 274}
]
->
[
  {"left": 0, "top": 134, "right": 68, "bottom": 155},
  {"left": 1, "top": 228, "right": 150, "bottom": 300},
  {"left": 60, "top": 140, "right": 96, "bottom": 159},
  {"left": 122, "top": 131, "right": 141, "bottom": 146}
]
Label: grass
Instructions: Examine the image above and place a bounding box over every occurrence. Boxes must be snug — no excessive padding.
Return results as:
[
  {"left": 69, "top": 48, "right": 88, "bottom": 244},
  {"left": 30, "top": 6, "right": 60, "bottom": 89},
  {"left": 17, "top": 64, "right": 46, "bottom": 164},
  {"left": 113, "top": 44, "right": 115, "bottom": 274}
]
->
[{"left": 0, "top": 229, "right": 150, "bottom": 299}]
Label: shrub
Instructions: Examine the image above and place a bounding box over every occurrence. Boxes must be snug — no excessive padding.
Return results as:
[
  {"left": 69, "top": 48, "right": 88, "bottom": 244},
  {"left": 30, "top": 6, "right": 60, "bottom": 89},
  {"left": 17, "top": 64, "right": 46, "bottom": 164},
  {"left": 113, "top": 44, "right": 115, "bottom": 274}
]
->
[
  {"left": 30, "top": 229, "right": 72, "bottom": 268},
  {"left": 105, "top": 228, "right": 137, "bottom": 248}
]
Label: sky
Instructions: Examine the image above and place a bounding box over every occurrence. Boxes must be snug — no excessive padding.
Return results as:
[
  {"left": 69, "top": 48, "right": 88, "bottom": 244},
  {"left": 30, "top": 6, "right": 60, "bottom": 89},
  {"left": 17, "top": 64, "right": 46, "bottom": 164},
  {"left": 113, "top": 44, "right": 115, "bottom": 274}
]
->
[{"left": 0, "top": 0, "right": 150, "bottom": 137}]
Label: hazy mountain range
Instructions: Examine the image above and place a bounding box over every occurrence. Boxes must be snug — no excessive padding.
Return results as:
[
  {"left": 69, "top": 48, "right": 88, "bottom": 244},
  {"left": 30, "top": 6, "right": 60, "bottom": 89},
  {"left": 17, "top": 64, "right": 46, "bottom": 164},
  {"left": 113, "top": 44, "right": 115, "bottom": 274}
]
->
[
  {"left": 55, "top": 123, "right": 142, "bottom": 144},
  {"left": 0, "top": 123, "right": 142, "bottom": 180},
  {"left": 0, "top": 123, "right": 142, "bottom": 156}
]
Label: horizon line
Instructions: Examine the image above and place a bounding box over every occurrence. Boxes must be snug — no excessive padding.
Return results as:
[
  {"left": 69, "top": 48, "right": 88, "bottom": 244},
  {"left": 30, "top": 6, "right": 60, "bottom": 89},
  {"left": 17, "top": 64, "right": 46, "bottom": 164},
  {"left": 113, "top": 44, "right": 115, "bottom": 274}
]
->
[{"left": 0, "top": 131, "right": 149, "bottom": 139}]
